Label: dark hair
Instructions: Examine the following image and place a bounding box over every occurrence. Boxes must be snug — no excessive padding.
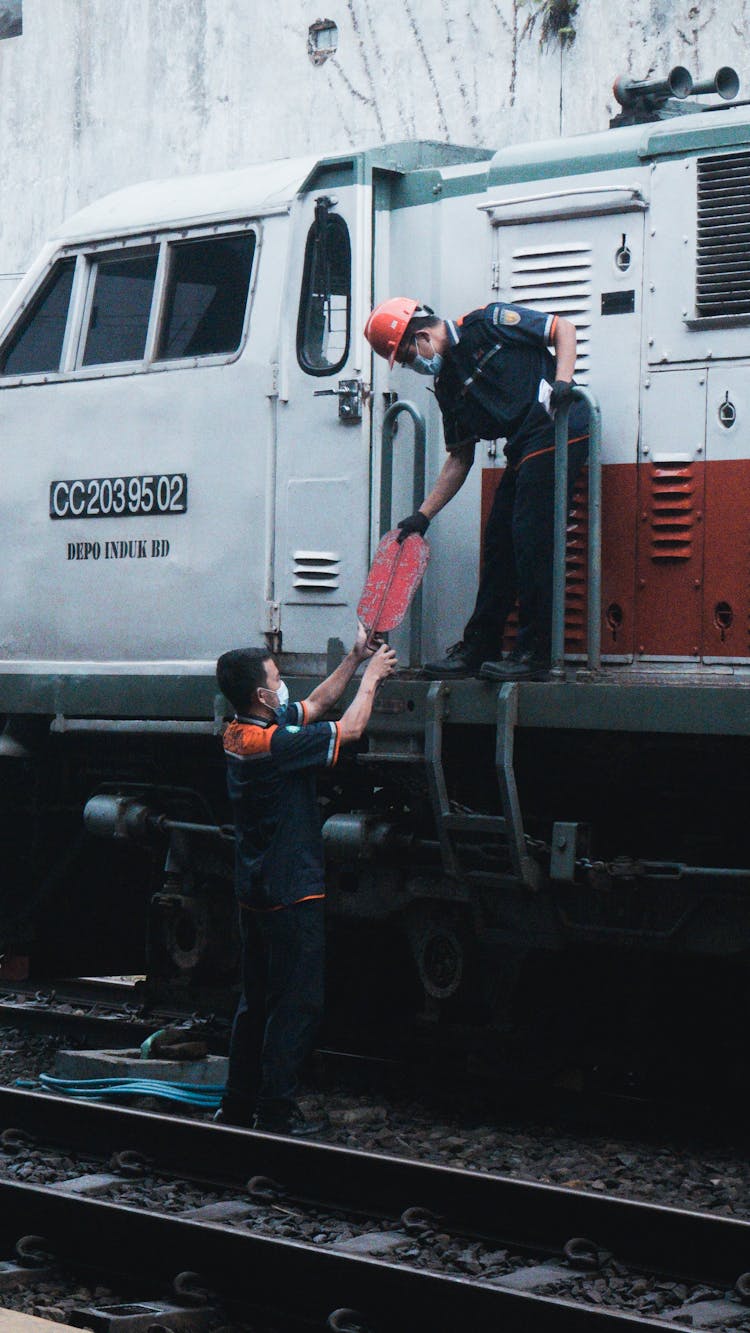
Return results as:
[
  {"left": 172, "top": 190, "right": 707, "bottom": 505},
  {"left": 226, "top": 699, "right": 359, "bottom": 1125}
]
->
[
  {"left": 216, "top": 647, "right": 272, "bottom": 712},
  {"left": 397, "top": 312, "right": 441, "bottom": 363}
]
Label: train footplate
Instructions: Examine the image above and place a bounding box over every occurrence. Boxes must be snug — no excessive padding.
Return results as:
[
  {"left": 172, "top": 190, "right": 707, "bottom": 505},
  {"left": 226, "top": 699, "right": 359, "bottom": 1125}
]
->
[{"left": 424, "top": 681, "right": 539, "bottom": 889}]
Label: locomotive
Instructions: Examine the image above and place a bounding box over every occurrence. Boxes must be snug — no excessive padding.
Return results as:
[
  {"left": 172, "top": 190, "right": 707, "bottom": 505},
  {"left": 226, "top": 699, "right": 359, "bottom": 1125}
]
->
[{"left": 1, "top": 67, "right": 749, "bottom": 1066}]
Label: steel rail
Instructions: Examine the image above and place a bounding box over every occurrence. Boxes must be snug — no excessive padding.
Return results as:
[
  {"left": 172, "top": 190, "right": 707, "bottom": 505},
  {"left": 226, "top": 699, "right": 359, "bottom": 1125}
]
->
[
  {"left": 0, "top": 1179, "right": 697, "bottom": 1333},
  {"left": 1, "top": 1088, "right": 749, "bottom": 1293},
  {"left": 0, "top": 981, "right": 224, "bottom": 1044}
]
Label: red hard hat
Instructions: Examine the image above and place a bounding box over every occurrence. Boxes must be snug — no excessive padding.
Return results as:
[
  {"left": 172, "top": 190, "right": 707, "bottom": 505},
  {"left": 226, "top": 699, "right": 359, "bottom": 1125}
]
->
[{"left": 364, "top": 297, "right": 419, "bottom": 367}]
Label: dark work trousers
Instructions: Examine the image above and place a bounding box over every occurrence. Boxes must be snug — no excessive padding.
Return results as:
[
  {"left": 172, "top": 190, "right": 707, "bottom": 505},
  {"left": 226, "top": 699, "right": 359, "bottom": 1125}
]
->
[
  {"left": 463, "top": 422, "right": 589, "bottom": 662},
  {"left": 222, "top": 897, "right": 325, "bottom": 1124}
]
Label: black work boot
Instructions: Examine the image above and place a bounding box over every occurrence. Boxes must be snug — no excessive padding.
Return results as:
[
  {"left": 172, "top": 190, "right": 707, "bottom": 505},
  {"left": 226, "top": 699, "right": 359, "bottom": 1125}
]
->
[
  {"left": 213, "top": 1095, "right": 255, "bottom": 1129},
  {"left": 421, "top": 641, "right": 488, "bottom": 679},
  {"left": 479, "top": 649, "right": 551, "bottom": 682},
  {"left": 253, "top": 1101, "right": 329, "bottom": 1138}
]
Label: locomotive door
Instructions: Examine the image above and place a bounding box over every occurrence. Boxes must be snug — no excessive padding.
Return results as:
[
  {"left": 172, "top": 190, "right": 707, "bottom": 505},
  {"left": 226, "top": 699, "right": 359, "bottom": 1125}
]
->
[
  {"left": 272, "top": 174, "right": 372, "bottom": 656},
  {"left": 702, "top": 366, "right": 750, "bottom": 662},
  {"left": 489, "top": 199, "right": 646, "bottom": 661},
  {"left": 634, "top": 369, "right": 707, "bottom": 659}
]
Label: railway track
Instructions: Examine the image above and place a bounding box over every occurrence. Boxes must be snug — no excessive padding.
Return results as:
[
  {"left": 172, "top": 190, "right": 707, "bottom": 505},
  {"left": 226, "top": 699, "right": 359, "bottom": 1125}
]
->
[
  {"left": 0, "top": 1087, "right": 748, "bottom": 1330},
  {"left": 4, "top": 975, "right": 750, "bottom": 1173},
  {"left": 0, "top": 979, "right": 225, "bottom": 1046},
  {"left": 2, "top": 979, "right": 748, "bottom": 1157}
]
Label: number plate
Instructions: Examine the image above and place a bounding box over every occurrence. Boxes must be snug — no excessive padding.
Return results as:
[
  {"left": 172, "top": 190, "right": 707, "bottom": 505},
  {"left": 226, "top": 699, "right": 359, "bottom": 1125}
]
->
[{"left": 50, "top": 474, "right": 188, "bottom": 520}]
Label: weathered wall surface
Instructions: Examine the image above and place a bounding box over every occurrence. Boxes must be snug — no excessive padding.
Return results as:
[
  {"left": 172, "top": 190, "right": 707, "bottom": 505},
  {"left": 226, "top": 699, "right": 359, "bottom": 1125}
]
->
[{"left": 0, "top": 0, "right": 745, "bottom": 281}]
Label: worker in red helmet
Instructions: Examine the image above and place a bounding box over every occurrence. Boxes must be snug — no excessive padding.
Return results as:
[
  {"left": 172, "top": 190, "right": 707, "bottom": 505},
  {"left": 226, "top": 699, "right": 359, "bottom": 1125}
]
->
[{"left": 364, "top": 297, "right": 589, "bottom": 680}]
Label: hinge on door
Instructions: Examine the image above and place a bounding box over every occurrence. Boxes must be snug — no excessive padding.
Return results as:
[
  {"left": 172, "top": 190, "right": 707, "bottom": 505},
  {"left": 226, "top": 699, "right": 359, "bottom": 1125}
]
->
[
  {"left": 490, "top": 260, "right": 501, "bottom": 292},
  {"left": 264, "top": 601, "right": 281, "bottom": 655},
  {"left": 264, "top": 601, "right": 281, "bottom": 633},
  {"left": 267, "top": 361, "right": 280, "bottom": 399}
]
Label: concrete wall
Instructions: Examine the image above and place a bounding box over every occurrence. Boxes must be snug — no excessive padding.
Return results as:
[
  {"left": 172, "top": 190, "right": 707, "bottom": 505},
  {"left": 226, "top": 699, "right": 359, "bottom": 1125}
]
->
[{"left": 0, "top": 0, "right": 745, "bottom": 279}]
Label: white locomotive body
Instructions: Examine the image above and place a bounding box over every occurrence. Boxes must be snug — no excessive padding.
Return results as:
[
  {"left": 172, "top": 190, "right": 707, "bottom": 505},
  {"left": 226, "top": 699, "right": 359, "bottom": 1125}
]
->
[{"left": 1, "top": 86, "right": 749, "bottom": 1059}]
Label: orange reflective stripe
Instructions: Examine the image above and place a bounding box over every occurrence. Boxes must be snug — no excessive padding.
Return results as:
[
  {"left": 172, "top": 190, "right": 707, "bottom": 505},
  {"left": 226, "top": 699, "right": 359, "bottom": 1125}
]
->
[
  {"left": 517, "top": 444, "right": 555, "bottom": 467},
  {"left": 517, "top": 432, "right": 589, "bottom": 468},
  {"left": 299, "top": 700, "right": 309, "bottom": 724},
  {"left": 240, "top": 892, "right": 326, "bottom": 914},
  {"left": 549, "top": 314, "right": 558, "bottom": 342}
]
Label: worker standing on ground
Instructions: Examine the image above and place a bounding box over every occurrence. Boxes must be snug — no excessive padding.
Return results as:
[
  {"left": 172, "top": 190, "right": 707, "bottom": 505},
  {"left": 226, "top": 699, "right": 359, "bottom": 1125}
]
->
[
  {"left": 215, "top": 628, "right": 396, "bottom": 1136},
  {"left": 364, "top": 298, "right": 589, "bottom": 680}
]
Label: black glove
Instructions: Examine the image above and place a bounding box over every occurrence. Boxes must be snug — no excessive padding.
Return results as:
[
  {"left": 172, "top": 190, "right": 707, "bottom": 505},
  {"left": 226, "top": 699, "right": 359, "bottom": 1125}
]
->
[
  {"left": 396, "top": 511, "right": 430, "bottom": 544},
  {"left": 550, "top": 379, "right": 574, "bottom": 410}
]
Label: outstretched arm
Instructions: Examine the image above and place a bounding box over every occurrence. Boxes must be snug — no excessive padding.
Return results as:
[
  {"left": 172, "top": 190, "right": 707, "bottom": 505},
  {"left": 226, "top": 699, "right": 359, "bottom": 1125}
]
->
[
  {"left": 303, "top": 622, "right": 374, "bottom": 723},
  {"left": 420, "top": 443, "right": 476, "bottom": 521},
  {"left": 337, "top": 644, "right": 397, "bottom": 744}
]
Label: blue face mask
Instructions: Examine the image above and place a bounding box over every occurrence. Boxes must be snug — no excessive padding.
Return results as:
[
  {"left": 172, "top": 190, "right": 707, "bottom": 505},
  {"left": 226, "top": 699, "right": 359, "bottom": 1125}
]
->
[{"left": 411, "top": 352, "right": 443, "bottom": 377}]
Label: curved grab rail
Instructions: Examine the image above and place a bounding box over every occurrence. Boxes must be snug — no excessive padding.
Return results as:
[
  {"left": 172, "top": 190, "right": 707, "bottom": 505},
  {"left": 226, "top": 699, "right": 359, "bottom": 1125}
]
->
[{"left": 379, "top": 400, "right": 428, "bottom": 666}]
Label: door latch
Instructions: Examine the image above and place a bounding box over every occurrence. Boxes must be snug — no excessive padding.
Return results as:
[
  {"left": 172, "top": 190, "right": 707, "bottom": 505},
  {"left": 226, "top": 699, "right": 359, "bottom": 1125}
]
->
[{"left": 313, "top": 379, "right": 365, "bottom": 422}]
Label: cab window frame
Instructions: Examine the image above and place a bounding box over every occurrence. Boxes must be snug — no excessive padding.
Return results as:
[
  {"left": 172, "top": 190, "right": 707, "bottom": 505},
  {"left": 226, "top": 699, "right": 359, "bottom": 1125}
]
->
[
  {"left": 0, "top": 221, "right": 260, "bottom": 386},
  {"left": 296, "top": 206, "right": 351, "bottom": 377},
  {"left": 76, "top": 243, "right": 161, "bottom": 371}
]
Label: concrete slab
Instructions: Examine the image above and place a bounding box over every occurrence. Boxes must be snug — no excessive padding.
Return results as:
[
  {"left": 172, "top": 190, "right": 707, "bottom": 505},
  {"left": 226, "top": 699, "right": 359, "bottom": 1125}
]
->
[
  {"left": 53, "top": 1048, "right": 227, "bottom": 1085},
  {"left": 49, "top": 1172, "right": 121, "bottom": 1195},
  {"left": 0, "top": 1310, "right": 79, "bottom": 1333},
  {"left": 494, "top": 1264, "right": 571, "bottom": 1291},
  {"left": 67, "top": 1301, "right": 214, "bottom": 1331},
  {"left": 181, "top": 1200, "right": 256, "bottom": 1222},
  {"left": 331, "top": 1231, "right": 411, "bottom": 1256},
  {"left": 665, "top": 1299, "right": 747, "bottom": 1328}
]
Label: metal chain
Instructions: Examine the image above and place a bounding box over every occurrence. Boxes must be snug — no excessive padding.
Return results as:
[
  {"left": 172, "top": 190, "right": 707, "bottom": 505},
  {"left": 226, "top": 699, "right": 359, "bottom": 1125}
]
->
[
  {"left": 449, "top": 802, "right": 628, "bottom": 879},
  {"left": 523, "top": 832, "right": 622, "bottom": 878}
]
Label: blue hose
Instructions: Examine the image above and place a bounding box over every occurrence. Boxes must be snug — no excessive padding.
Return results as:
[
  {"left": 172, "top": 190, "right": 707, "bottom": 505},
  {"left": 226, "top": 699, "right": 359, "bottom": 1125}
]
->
[{"left": 28, "top": 1073, "right": 225, "bottom": 1108}]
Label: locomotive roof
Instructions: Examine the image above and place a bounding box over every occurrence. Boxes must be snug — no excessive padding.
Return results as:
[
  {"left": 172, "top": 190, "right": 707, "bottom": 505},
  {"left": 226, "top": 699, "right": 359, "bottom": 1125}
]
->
[
  {"left": 52, "top": 155, "right": 322, "bottom": 241},
  {"left": 47, "top": 105, "right": 750, "bottom": 243},
  {"left": 487, "top": 103, "right": 750, "bottom": 187},
  {"left": 49, "top": 142, "right": 488, "bottom": 241}
]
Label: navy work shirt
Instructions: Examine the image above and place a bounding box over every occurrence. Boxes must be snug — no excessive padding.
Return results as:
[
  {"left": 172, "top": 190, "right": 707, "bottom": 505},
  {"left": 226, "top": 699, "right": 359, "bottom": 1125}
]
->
[
  {"left": 223, "top": 701, "right": 340, "bottom": 911},
  {"left": 435, "top": 302, "right": 585, "bottom": 460}
]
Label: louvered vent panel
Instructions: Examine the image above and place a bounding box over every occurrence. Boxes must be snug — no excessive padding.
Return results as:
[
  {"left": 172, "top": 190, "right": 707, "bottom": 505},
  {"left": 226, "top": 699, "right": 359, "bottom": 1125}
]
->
[
  {"left": 499, "top": 475, "right": 589, "bottom": 653},
  {"left": 697, "top": 151, "right": 750, "bottom": 317},
  {"left": 649, "top": 462, "right": 694, "bottom": 561},
  {"left": 293, "top": 550, "right": 340, "bottom": 591},
  {"left": 510, "top": 244, "right": 592, "bottom": 382}
]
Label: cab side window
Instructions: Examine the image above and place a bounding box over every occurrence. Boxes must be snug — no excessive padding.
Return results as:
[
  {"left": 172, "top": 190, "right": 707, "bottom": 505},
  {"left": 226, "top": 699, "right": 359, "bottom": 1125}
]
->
[
  {"left": 0, "top": 225, "right": 256, "bottom": 379},
  {"left": 0, "top": 257, "right": 75, "bottom": 375},
  {"left": 156, "top": 233, "right": 255, "bottom": 360},
  {"left": 82, "top": 250, "right": 158, "bottom": 366},
  {"left": 297, "top": 203, "right": 351, "bottom": 375}
]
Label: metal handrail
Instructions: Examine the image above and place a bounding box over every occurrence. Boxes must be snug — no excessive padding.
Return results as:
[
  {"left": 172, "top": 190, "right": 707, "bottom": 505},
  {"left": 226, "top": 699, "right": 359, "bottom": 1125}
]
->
[
  {"left": 550, "top": 386, "right": 603, "bottom": 678},
  {"left": 380, "top": 400, "right": 428, "bottom": 666}
]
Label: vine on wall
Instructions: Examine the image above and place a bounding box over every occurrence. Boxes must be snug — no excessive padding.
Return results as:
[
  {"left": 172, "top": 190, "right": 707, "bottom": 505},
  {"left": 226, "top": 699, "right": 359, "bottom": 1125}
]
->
[{"left": 523, "top": 0, "right": 579, "bottom": 46}]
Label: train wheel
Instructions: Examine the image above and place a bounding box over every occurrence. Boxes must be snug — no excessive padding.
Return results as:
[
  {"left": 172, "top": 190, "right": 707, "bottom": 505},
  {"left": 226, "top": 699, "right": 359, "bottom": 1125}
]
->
[{"left": 406, "top": 909, "right": 471, "bottom": 1003}]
